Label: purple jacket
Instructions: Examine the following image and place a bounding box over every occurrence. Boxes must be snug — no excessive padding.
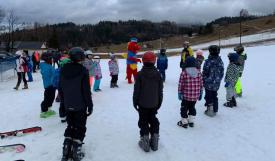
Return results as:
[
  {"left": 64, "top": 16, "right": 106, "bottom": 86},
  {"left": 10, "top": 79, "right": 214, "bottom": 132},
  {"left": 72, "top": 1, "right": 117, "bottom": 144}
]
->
[{"left": 108, "top": 60, "right": 119, "bottom": 75}]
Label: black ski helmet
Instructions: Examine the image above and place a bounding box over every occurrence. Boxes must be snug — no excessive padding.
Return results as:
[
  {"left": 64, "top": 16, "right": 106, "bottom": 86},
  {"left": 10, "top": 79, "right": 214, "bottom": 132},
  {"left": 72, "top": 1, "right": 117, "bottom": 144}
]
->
[
  {"left": 41, "top": 51, "right": 53, "bottom": 61},
  {"left": 68, "top": 47, "right": 85, "bottom": 62},
  {"left": 234, "top": 45, "right": 244, "bottom": 54},
  {"left": 228, "top": 53, "right": 239, "bottom": 63},
  {"left": 160, "top": 48, "right": 166, "bottom": 55},
  {"left": 208, "top": 45, "right": 220, "bottom": 55}
]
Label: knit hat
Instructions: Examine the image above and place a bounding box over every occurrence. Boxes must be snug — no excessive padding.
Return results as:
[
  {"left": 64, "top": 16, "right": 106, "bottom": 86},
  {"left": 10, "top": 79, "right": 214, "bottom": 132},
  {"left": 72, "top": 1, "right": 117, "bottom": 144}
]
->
[
  {"left": 185, "top": 56, "right": 197, "bottom": 68},
  {"left": 196, "top": 49, "right": 204, "bottom": 56},
  {"left": 142, "top": 51, "right": 156, "bottom": 64}
]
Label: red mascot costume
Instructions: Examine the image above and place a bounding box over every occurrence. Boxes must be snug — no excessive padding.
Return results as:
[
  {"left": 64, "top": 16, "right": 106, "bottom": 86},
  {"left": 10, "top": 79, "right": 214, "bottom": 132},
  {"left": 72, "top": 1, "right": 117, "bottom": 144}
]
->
[{"left": 126, "top": 37, "right": 141, "bottom": 84}]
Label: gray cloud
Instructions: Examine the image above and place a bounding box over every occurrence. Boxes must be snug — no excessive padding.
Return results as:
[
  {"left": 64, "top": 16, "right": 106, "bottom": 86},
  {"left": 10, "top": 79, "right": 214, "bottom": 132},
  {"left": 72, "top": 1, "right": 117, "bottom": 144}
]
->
[{"left": 0, "top": 0, "right": 274, "bottom": 24}]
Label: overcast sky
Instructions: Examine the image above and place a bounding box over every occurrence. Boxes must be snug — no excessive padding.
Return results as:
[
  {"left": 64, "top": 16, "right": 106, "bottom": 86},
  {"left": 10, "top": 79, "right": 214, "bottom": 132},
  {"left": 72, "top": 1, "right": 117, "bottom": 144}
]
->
[{"left": 0, "top": 0, "right": 275, "bottom": 24}]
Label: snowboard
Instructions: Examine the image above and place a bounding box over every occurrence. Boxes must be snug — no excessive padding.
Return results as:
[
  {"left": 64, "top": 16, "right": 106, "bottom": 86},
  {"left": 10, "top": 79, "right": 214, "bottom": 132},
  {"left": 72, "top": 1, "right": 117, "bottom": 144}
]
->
[
  {"left": 0, "top": 126, "right": 42, "bottom": 139},
  {"left": 0, "top": 144, "right": 25, "bottom": 153}
]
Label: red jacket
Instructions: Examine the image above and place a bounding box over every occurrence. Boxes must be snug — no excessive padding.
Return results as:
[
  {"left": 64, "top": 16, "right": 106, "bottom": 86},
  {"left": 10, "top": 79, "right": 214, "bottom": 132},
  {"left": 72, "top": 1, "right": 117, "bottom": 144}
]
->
[{"left": 178, "top": 67, "right": 203, "bottom": 101}]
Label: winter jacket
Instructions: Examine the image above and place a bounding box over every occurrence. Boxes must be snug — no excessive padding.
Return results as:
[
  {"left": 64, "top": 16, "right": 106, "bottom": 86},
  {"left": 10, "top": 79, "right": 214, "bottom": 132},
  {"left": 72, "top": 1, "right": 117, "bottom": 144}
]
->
[
  {"left": 26, "top": 56, "right": 33, "bottom": 72},
  {"left": 16, "top": 56, "right": 28, "bottom": 73},
  {"left": 82, "top": 59, "right": 94, "bottom": 76},
  {"left": 203, "top": 55, "right": 224, "bottom": 91},
  {"left": 108, "top": 59, "right": 119, "bottom": 75},
  {"left": 92, "top": 61, "right": 102, "bottom": 79},
  {"left": 40, "top": 61, "right": 55, "bottom": 88},
  {"left": 157, "top": 54, "right": 168, "bottom": 71},
  {"left": 225, "top": 63, "right": 242, "bottom": 86},
  {"left": 53, "top": 68, "right": 60, "bottom": 88},
  {"left": 60, "top": 62, "right": 93, "bottom": 112},
  {"left": 178, "top": 67, "right": 203, "bottom": 101},
  {"left": 133, "top": 65, "right": 163, "bottom": 109},
  {"left": 238, "top": 52, "right": 247, "bottom": 73},
  {"left": 180, "top": 47, "right": 194, "bottom": 68}
]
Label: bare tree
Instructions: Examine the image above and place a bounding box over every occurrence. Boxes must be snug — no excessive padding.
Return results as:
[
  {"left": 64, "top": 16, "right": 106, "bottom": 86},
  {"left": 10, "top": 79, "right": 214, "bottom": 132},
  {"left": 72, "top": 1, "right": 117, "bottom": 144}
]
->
[
  {"left": 6, "top": 9, "right": 19, "bottom": 52},
  {"left": 0, "top": 7, "right": 5, "bottom": 33}
]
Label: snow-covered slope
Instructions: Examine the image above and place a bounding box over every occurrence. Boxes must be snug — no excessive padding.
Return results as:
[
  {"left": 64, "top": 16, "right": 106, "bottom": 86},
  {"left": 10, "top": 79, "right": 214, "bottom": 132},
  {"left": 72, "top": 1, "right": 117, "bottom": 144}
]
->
[{"left": 1, "top": 45, "right": 275, "bottom": 161}]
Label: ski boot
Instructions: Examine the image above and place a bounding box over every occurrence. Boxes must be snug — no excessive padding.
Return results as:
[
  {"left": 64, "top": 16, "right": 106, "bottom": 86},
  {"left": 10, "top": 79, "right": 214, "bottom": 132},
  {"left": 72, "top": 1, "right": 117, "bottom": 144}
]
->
[
  {"left": 150, "top": 133, "right": 159, "bottom": 151},
  {"left": 22, "top": 84, "right": 28, "bottom": 89},
  {"left": 61, "top": 117, "right": 67, "bottom": 123},
  {"left": 138, "top": 135, "right": 150, "bottom": 152},
  {"left": 61, "top": 137, "right": 72, "bottom": 161},
  {"left": 188, "top": 115, "right": 195, "bottom": 127},
  {"left": 232, "top": 96, "right": 237, "bottom": 107},
  {"left": 13, "top": 84, "right": 19, "bottom": 90},
  {"left": 72, "top": 139, "right": 85, "bottom": 161},
  {"left": 224, "top": 100, "right": 234, "bottom": 108},
  {"left": 110, "top": 82, "right": 115, "bottom": 88},
  {"left": 204, "top": 105, "right": 216, "bottom": 117},
  {"left": 177, "top": 118, "right": 188, "bottom": 128}
]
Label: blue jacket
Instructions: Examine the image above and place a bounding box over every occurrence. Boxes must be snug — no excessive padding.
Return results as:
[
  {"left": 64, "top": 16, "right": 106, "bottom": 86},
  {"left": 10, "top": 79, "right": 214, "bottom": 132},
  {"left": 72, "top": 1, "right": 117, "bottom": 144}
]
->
[
  {"left": 203, "top": 55, "right": 224, "bottom": 91},
  {"left": 40, "top": 62, "right": 55, "bottom": 88},
  {"left": 157, "top": 54, "right": 168, "bottom": 71},
  {"left": 53, "top": 68, "right": 60, "bottom": 88}
]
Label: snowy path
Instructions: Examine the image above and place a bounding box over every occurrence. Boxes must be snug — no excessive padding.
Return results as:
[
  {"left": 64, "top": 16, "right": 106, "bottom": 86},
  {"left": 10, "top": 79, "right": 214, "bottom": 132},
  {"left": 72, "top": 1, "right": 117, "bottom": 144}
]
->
[{"left": 1, "top": 45, "right": 275, "bottom": 161}]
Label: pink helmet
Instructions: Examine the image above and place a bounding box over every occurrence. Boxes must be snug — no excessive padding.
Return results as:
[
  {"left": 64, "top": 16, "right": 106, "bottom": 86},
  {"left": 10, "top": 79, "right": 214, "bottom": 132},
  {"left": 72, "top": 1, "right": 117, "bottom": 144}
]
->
[{"left": 196, "top": 49, "right": 204, "bottom": 56}]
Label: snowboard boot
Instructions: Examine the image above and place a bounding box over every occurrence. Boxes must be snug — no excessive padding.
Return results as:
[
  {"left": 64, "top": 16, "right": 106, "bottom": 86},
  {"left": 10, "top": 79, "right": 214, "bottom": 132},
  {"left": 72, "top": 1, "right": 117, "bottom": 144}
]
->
[
  {"left": 232, "top": 96, "right": 237, "bottom": 107},
  {"left": 13, "top": 84, "right": 19, "bottom": 90},
  {"left": 72, "top": 139, "right": 85, "bottom": 161},
  {"left": 22, "top": 84, "right": 28, "bottom": 89},
  {"left": 40, "top": 112, "right": 48, "bottom": 118},
  {"left": 114, "top": 83, "right": 119, "bottom": 88},
  {"left": 177, "top": 118, "right": 188, "bottom": 128},
  {"left": 204, "top": 105, "right": 216, "bottom": 117},
  {"left": 138, "top": 135, "right": 150, "bottom": 152},
  {"left": 150, "top": 133, "right": 159, "bottom": 151},
  {"left": 224, "top": 100, "right": 234, "bottom": 108},
  {"left": 188, "top": 115, "right": 195, "bottom": 127},
  {"left": 61, "top": 137, "right": 73, "bottom": 161}
]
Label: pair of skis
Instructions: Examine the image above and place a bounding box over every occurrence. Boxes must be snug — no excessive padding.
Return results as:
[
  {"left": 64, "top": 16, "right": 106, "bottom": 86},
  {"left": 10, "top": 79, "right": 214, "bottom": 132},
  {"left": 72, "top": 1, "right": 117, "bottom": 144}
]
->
[{"left": 0, "top": 126, "right": 42, "bottom": 155}]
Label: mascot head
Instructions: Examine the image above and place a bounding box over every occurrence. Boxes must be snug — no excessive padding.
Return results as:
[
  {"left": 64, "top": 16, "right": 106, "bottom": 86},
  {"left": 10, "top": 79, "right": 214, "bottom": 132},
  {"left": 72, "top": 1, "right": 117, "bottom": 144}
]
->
[{"left": 128, "top": 37, "right": 140, "bottom": 53}]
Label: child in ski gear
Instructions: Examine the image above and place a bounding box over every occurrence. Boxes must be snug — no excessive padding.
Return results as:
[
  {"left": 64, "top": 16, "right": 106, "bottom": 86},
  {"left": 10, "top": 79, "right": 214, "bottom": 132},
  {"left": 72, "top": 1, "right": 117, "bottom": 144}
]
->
[
  {"left": 133, "top": 51, "right": 163, "bottom": 152},
  {"left": 234, "top": 45, "right": 247, "bottom": 97},
  {"left": 14, "top": 51, "right": 28, "bottom": 90},
  {"left": 53, "top": 57, "right": 71, "bottom": 122},
  {"left": 177, "top": 57, "right": 203, "bottom": 128},
  {"left": 195, "top": 49, "right": 205, "bottom": 70},
  {"left": 60, "top": 47, "right": 93, "bottom": 161},
  {"left": 108, "top": 53, "right": 119, "bottom": 88},
  {"left": 92, "top": 56, "right": 102, "bottom": 92},
  {"left": 203, "top": 45, "right": 224, "bottom": 117},
  {"left": 126, "top": 37, "right": 141, "bottom": 84},
  {"left": 180, "top": 41, "right": 194, "bottom": 69},
  {"left": 224, "top": 53, "right": 242, "bottom": 107},
  {"left": 40, "top": 52, "right": 56, "bottom": 118},
  {"left": 25, "top": 51, "right": 33, "bottom": 82},
  {"left": 83, "top": 50, "right": 94, "bottom": 87},
  {"left": 157, "top": 49, "right": 168, "bottom": 82}
]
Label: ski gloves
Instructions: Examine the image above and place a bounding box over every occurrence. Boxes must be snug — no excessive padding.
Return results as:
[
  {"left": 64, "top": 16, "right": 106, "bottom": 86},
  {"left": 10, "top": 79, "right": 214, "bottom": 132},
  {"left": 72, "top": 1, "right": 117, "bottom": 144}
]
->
[
  {"left": 178, "top": 93, "right": 183, "bottom": 101},
  {"left": 87, "top": 104, "right": 93, "bottom": 116}
]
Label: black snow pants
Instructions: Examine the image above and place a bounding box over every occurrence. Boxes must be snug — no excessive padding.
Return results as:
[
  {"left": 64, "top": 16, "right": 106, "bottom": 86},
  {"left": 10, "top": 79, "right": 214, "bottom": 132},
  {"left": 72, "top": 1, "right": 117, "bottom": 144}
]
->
[{"left": 138, "top": 108, "right": 159, "bottom": 137}]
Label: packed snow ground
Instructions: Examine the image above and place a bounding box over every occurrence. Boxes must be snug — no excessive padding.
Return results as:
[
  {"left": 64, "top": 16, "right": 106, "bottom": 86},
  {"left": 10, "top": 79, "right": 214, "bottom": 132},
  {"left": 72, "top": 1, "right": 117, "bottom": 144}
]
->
[{"left": 1, "top": 45, "right": 275, "bottom": 161}]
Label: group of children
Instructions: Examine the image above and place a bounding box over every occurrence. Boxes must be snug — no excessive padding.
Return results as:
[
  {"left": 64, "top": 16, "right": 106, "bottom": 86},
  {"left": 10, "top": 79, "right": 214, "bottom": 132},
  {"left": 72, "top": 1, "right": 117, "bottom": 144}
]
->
[{"left": 35, "top": 43, "right": 247, "bottom": 159}]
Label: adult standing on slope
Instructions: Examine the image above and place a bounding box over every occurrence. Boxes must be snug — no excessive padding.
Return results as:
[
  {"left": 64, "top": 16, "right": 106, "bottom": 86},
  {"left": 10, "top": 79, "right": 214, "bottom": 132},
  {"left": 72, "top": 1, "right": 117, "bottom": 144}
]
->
[
  {"left": 126, "top": 37, "right": 141, "bottom": 84},
  {"left": 180, "top": 41, "right": 194, "bottom": 70}
]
